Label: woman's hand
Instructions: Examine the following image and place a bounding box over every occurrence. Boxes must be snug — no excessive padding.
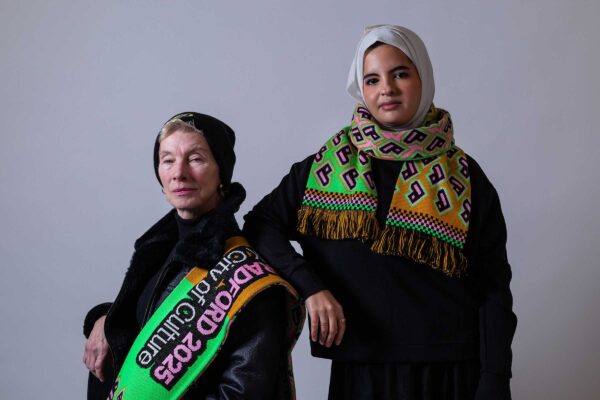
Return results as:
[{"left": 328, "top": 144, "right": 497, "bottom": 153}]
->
[
  {"left": 83, "top": 315, "right": 109, "bottom": 382},
  {"left": 305, "top": 290, "right": 345, "bottom": 348}
]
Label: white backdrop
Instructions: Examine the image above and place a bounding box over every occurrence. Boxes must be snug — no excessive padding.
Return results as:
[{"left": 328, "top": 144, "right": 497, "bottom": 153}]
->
[{"left": 1, "top": 0, "right": 599, "bottom": 398}]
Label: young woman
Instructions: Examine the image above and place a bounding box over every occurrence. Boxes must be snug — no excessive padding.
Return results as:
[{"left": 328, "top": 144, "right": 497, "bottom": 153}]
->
[
  {"left": 83, "top": 112, "right": 303, "bottom": 399},
  {"left": 244, "top": 25, "right": 516, "bottom": 399}
]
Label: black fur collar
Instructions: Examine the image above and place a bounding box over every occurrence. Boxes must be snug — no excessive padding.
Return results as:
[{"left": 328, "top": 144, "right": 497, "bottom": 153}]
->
[{"left": 134, "top": 182, "right": 246, "bottom": 268}]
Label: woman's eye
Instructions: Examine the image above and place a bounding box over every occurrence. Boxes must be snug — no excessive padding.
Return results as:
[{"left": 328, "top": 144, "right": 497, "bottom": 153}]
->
[
  {"left": 189, "top": 158, "right": 204, "bottom": 164},
  {"left": 365, "top": 78, "right": 378, "bottom": 86},
  {"left": 395, "top": 72, "right": 409, "bottom": 79},
  {"left": 161, "top": 158, "right": 174, "bottom": 165}
]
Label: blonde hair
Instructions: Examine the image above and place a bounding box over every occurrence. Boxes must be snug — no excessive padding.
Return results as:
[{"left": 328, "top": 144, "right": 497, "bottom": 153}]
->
[{"left": 158, "top": 119, "right": 204, "bottom": 143}]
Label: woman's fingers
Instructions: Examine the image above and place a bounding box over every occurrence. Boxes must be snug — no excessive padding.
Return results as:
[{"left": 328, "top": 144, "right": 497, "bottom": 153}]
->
[
  {"left": 319, "top": 318, "right": 330, "bottom": 345},
  {"left": 94, "top": 352, "right": 106, "bottom": 382},
  {"left": 305, "top": 290, "right": 345, "bottom": 347},
  {"left": 84, "top": 340, "right": 96, "bottom": 370},
  {"left": 325, "top": 313, "right": 338, "bottom": 347},
  {"left": 83, "top": 315, "right": 109, "bottom": 382},
  {"left": 309, "top": 308, "right": 319, "bottom": 342},
  {"left": 335, "top": 317, "right": 346, "bottom": 346}
]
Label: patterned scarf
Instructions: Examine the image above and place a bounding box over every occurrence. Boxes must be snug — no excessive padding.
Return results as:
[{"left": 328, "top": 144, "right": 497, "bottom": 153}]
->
[{"left": 298, "top": 105, "right": 471, "bottom": 277}]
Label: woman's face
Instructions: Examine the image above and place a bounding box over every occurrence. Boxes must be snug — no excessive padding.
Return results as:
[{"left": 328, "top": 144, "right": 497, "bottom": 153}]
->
[
  {"left": 158, "top": 130, "right": 221, "bottom": 219},
  {"left": 362, "top": 44, "right": 422, "bottom": 127}
]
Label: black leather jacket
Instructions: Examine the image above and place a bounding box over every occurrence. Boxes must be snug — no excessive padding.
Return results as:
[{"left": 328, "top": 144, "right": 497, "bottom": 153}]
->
[{"left": 83, "top": 184, "right": 288, "bottom": 399}]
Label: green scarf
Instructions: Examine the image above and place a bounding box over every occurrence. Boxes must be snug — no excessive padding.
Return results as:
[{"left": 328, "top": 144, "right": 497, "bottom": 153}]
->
[
  {"left": 298, "top": 105, "right": 471, "bottom": 277},
  {"left": 108, "top": 237, "right": 304, "bottom": 400}
]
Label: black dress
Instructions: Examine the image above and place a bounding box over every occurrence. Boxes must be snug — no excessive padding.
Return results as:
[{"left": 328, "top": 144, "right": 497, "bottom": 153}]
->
[{"left": 328, "top": 360, "right": 480, "bottom": 400}]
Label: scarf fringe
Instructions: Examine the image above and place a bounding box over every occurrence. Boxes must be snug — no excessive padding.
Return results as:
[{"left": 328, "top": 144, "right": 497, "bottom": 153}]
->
[
  {"left": 297, "top": 206, "right": 379, "bottom": 240},
  {"left": 298, "top": 207, "right": 467, "bottom": 277},
  {"left": 371, "top": 226, "right": 467, "bottom": 277}
]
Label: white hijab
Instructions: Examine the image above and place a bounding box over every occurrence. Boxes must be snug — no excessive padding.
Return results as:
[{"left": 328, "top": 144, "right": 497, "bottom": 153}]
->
[{"left": 346, "top": 25, "right": 435, "bottom": 130}]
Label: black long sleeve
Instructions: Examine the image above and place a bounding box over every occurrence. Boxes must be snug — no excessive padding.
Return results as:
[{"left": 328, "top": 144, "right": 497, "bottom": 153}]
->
[
  {"left": 466, "top": 158, "right": 517, "bottom": 399},
  {"left": 243, "top": 155, "right": 326, "bottom": 299},
  {"left": 466, "top": 157, "right": 517, "bottom": 376},
  {"left": 83, "top": 302, "right": 112, "bottom": 338}
]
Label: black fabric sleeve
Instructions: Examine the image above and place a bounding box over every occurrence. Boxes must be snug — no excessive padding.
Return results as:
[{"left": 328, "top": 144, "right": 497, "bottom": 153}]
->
[
  {"left": 475, "top": 372, "right": 512, "bottom": 400},
  {"left": 468, "top": 158, "right": 517, "bottom": 398},
  {"left": 243, "top": 155, "right": 326, "bottom": 298},
  {"left": 83, "top": 302, "right": 112, "bottom": 338},
  {"left": 475, "top": 184, "right": 517, "bottom": 375},
  {"left": 190, "top": 290, "right": 287, "bottom": 400}
]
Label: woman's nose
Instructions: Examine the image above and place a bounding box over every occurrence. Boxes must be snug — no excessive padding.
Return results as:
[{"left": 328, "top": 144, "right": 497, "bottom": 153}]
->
[
  {"left": 172, "top": 160, "right": 188, "bottom": 180},
  {"left": 380, "top": 77, "right": 397, "bottom": 95}
]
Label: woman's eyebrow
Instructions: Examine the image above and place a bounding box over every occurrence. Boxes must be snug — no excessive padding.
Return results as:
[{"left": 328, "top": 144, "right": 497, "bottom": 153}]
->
[
  {"left": 188, "top": 145, "right": 209, "bottom": 153},
  {"left": 363, "top": 65, "right": 410, "bottom": 80},
  {"left": 389, "top": 65, "right": 409, "bottom": 73}
]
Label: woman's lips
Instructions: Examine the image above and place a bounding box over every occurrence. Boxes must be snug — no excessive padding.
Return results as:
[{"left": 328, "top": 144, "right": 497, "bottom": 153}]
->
[
  {"left": 172, "top": 188, "right": 196, "bottom": 196},
  {"left": 380, "top": 101, "right": 401, "bottom": 111}
]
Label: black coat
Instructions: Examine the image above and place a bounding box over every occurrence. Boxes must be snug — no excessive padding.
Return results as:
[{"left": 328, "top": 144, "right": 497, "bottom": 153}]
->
[{"left": 83, "top": 184, "right": 288, "bottom": 399}]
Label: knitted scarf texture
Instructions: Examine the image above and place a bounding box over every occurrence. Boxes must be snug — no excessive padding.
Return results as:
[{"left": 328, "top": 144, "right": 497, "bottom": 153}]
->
[{"left": 298, "top": 105, "right": 471, "bottom": 277}]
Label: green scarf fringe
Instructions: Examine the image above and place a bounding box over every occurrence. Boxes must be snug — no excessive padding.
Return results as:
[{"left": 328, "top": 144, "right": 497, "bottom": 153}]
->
[
  {"left": 298, "top": 206, "right": 379, "bottom": 240},
  {"left": 298, "top": 207, "right": 467, "bottom": 277},
  {"left": 371, "top": 225, "right": 467, "bottom": 277}
]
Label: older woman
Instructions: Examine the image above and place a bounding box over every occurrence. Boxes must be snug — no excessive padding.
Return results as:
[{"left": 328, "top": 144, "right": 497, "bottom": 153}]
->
[
  {"left": 244, "top": 25, "right": 516, "bottom": 399},
  {"left": 83, "top": 112, "right": 303, "bottom": 400}
]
